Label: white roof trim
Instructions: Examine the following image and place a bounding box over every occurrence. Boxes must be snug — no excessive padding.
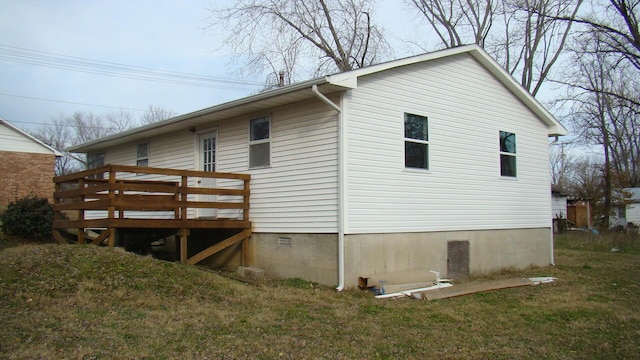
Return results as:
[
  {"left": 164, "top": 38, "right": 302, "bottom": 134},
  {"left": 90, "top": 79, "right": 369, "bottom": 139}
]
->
[
  {"left": 327, "top": 44, "right": 567, "bottom": 136},
  {"left": 69, "top": 45, "right": 566, "bottom": 152},
  {"left": 67, "top": 77, "right": 338, "bottom": 152},
  {"left": 0, "top": 117, "right": 62, "bottom": 156}
]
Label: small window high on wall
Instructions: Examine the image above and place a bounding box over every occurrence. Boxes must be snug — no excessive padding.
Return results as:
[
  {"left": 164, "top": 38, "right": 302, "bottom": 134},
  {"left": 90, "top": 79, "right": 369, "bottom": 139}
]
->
[
  {"left": 499, "top": 131, "right": 516, "bottom": 177},
  {"left": 87, "top": 152, "right": 105, "bottom": 179},
  {"left": 87, "top": 153, "right": 104, "bottom": 169},
  {"left": 249, "top": 116, "right": 270, "bottom": 168},
  {"left": 404, "top": 113, "right": 429, "bottom": 170},
  {"left": 136, "top": 143, "right": 149, "bottom": 167}
]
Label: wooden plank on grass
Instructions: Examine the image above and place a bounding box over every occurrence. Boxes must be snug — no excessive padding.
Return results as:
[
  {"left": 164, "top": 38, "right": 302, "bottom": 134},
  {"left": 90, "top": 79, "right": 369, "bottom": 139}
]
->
[
  {"left": 424, "top": 278, "right": 533, "bottom": 300},
  {"left": 378, "top": 282, "right": 437, "bottom": 294},
  {"left": 358, "top": 269, "right": 438, "bottom": 288}
]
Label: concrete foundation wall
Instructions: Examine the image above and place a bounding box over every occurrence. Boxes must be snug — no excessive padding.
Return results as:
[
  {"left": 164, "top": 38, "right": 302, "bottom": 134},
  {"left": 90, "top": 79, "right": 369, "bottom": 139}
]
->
[
  {"left": 246, "top": 233, "right": 338, "bottom": 286},
  {"left": 344, "top": 228, "right": 551, "bottom": 288},
  {"left": 243, "top": 228, "right": 550, "bottom": 288}
]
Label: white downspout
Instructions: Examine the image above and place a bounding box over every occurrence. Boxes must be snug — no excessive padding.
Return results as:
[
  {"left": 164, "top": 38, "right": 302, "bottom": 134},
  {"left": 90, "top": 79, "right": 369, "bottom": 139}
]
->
[
  {"left": 549, "top": 137, "right": 558, "bottom": 266},
  {"left": 312, "top": 85, "right": 345, "bottom": 291}
]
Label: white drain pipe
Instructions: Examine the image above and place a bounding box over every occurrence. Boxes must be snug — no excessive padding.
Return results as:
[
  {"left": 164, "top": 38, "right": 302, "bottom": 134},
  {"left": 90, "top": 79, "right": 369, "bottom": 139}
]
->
[{"left": 312, "top": 85, "right": 345, "bottom": 291}]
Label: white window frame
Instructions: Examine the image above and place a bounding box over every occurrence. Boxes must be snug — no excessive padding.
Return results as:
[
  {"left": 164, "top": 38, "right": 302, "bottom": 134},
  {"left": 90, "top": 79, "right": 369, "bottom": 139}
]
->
[
  {"left": 404, "top": 113, "right": 429, "bottom": 170},
  {"left": 248, "top": 115, "right": 271, "bottom": 169},
  {"left": 136, "top": 142, "right": 149, "bottom": 167},
  {"left": 499, "top": 131, "right": 516, "bottom": 178}
]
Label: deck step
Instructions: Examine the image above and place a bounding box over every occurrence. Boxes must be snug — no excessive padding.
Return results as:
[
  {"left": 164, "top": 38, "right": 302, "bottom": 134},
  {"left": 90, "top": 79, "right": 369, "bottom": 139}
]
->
[{"left": 237, "top": 266, "right": 265, "bottom": 279}]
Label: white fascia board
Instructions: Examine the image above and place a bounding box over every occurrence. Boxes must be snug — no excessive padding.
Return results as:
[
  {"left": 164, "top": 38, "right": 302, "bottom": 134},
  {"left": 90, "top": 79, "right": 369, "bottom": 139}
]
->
[
  {"left": 67, "top": 77, "right": 333, "bottom": 153},
  {"left": 327, "top": 44, "right": 568, "bottom": 137}
]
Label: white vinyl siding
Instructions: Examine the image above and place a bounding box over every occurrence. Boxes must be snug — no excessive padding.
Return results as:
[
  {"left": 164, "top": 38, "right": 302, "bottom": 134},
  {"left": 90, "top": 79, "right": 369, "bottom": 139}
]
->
[
  {"left": 345, "top": 54, "right": 552, "bottom": 234},
  {"left": 625, "top": 203, "right": 640, "bottom": 226},
  {"left": 0, "top": 123, "right": 57, "bottom": 154},
  {"left": 552, "top": 196, "right": 567, "bottom": 219},
  {"left": 218, "top": 98, "right": 339, "bottom": 233}
]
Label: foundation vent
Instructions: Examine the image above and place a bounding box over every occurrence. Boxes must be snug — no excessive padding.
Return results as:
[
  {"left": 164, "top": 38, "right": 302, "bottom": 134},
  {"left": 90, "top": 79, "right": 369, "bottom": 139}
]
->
[{"left": 278, "top": 236, "right": 292, "bottom": 248}]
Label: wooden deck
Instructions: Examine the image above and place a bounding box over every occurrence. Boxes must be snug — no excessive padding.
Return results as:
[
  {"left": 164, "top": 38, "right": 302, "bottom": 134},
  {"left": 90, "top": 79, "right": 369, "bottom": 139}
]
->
[{"left": 52, "top": 164, "right": 251, "bottom": 265}]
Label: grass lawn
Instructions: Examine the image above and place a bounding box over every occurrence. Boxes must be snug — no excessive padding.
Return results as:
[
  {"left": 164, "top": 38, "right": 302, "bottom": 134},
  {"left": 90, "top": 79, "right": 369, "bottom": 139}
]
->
[{"left": 0, "top": 233, "right": 639, "bottom": 359}]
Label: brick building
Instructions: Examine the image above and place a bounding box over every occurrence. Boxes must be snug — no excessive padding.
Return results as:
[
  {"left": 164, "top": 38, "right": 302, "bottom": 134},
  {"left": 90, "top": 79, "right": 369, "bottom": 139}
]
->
[{"left": 0, "top": 118, "right": 61, "bottom": 210}]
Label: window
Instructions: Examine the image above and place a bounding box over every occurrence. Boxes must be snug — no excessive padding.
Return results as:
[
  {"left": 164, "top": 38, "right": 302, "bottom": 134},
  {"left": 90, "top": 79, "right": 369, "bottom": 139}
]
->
[
  {"left": 87, "top": 153, "right": 104, "bottom": 169},
  {"left": 404, "top": 113, "right": 429, "bottom": 169},
  {"left": 136, "top": 143, "right": 149, "bottom": 167},
  {"left": 499, "top": 131, "right": 516, "bottom": 177},
  {"left": 87, "top": 152, "right": 105, "bottom": 179},
  {"left": 249, "top": 116, "right": 270, "bottom": 168}
]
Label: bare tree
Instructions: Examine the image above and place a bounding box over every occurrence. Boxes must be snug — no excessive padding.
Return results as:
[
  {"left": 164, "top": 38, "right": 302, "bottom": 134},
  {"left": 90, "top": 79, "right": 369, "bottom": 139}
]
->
[
  {"left": 408, "top": 0, "right": 495, "bottom": 47},
  {"left": 67, "top": 112, "right": 116, "bottom": 145},
  {"left": 209, "top": 0, "right": 391, "bottom": 81},
  {"left": 31, "top": 111, "right": 126, "bottom": 175},
  {"left": 140, "top": 105, "right": 176, "bottom": 125},
  {"left": 562, "top": 36, "right": 640, "bottom": 226},
  {"left": 556, "top": 0, "right": 640, "bottom": 71},
  {"left": 567, "top": 156, "right": 604, "bottom": 201},
  {"left": 550, "top": 141, "right": 575, "bottom": 188},
  {"left": 408, "top": 0, "right": 582, "bottom": 96},
  {"left": 551, "top": 0, "right": 640, "bottom": 108},
  {"left": 31, "top": 115, "right": 82, "bottom": 175},
  {"left": 105, "top": 109, "right": 135, "bottom": 132}
]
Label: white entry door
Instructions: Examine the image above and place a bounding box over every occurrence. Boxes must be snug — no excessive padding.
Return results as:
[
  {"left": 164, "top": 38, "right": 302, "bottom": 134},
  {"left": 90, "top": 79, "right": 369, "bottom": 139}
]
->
[{"left": 198, "top": 131, "right": 217, "bottom": 218}]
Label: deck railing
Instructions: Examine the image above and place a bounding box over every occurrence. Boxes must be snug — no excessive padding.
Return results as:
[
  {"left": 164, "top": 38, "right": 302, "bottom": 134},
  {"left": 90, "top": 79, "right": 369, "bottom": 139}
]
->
[{"left": 52, "top": 164, "right": 251, "bottom": 247}]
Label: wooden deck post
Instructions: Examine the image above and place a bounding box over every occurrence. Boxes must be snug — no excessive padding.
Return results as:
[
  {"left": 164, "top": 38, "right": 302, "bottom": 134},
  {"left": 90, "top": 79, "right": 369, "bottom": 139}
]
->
[
  {"left": 107, "top": 168, "right": 116, "bottom": 247},
  {"left": 77, "top": 178, "right": 85, "bottom": 245},
  {"left": 180, "top": 175, "right": 188, "bottom": 220},
  {"left": 243, "top": 178, "right": 250, "bottom": 222},
  {"left": 242, "top": 237, "right": 249, "bottom": 266},
  {"left": 52, "top": 181, "right": 65, "bottom": 244},
  {"left": 179, "top": 228, "right": 189, "bottom": 263}
]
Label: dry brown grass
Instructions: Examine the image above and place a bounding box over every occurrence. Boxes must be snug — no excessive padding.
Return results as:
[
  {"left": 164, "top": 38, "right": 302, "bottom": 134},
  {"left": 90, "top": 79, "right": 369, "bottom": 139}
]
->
[{"left": 1, "top": 239, "right": 639, "bottom": 359}]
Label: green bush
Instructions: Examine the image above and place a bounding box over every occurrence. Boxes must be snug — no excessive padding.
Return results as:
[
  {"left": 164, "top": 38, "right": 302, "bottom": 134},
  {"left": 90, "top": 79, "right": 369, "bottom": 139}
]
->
[{"left": 0, "top": 195, "right": 55, "bottom": 242}]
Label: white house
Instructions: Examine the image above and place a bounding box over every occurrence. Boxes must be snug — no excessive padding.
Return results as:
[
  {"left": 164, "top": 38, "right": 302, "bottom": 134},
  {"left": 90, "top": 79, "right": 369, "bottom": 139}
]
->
[
  {"left": 551, "top": 185, "right": 568, "bottom": 233},
  {"left": 0, "top": 118, "right": 61, "bottom": 209},
  {"left": 67, "top": 45, "right": 567, "bottom": 288},
  {"left": 610, "top": 188, "right": 640, "bottom": 228}
]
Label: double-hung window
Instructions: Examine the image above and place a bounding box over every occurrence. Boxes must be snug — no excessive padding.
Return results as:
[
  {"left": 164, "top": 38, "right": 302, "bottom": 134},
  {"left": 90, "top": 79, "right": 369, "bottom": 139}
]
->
[
  {"left": 87, "top": 152, "right": 105, "bottom": 170},
  {"left": 136, "top": 143, "right": 149, "bottom": 167},
  {"left": 499, "top": 131, "right": 516, "bottom": 177},
  {"left": 87, "top": 152, "right": 105, "bottom": 179},
  {"left": 404, "top": 113, "right": 429, "bottom": 170},
  {"left": 249, "top": 116, "right": 270, "bottom": 168}
]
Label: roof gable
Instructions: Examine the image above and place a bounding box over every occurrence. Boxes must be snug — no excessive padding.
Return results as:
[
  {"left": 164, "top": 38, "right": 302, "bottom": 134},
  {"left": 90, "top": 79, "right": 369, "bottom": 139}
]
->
[
  {"left": 0, "top": 118, "right": 62, "bottom": 156},
  {"left": 326, "top": 45, "right": 567, "bottom": 136},
  {"left": 68, "top": 45, "right": 566, "bottom": 153}
]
